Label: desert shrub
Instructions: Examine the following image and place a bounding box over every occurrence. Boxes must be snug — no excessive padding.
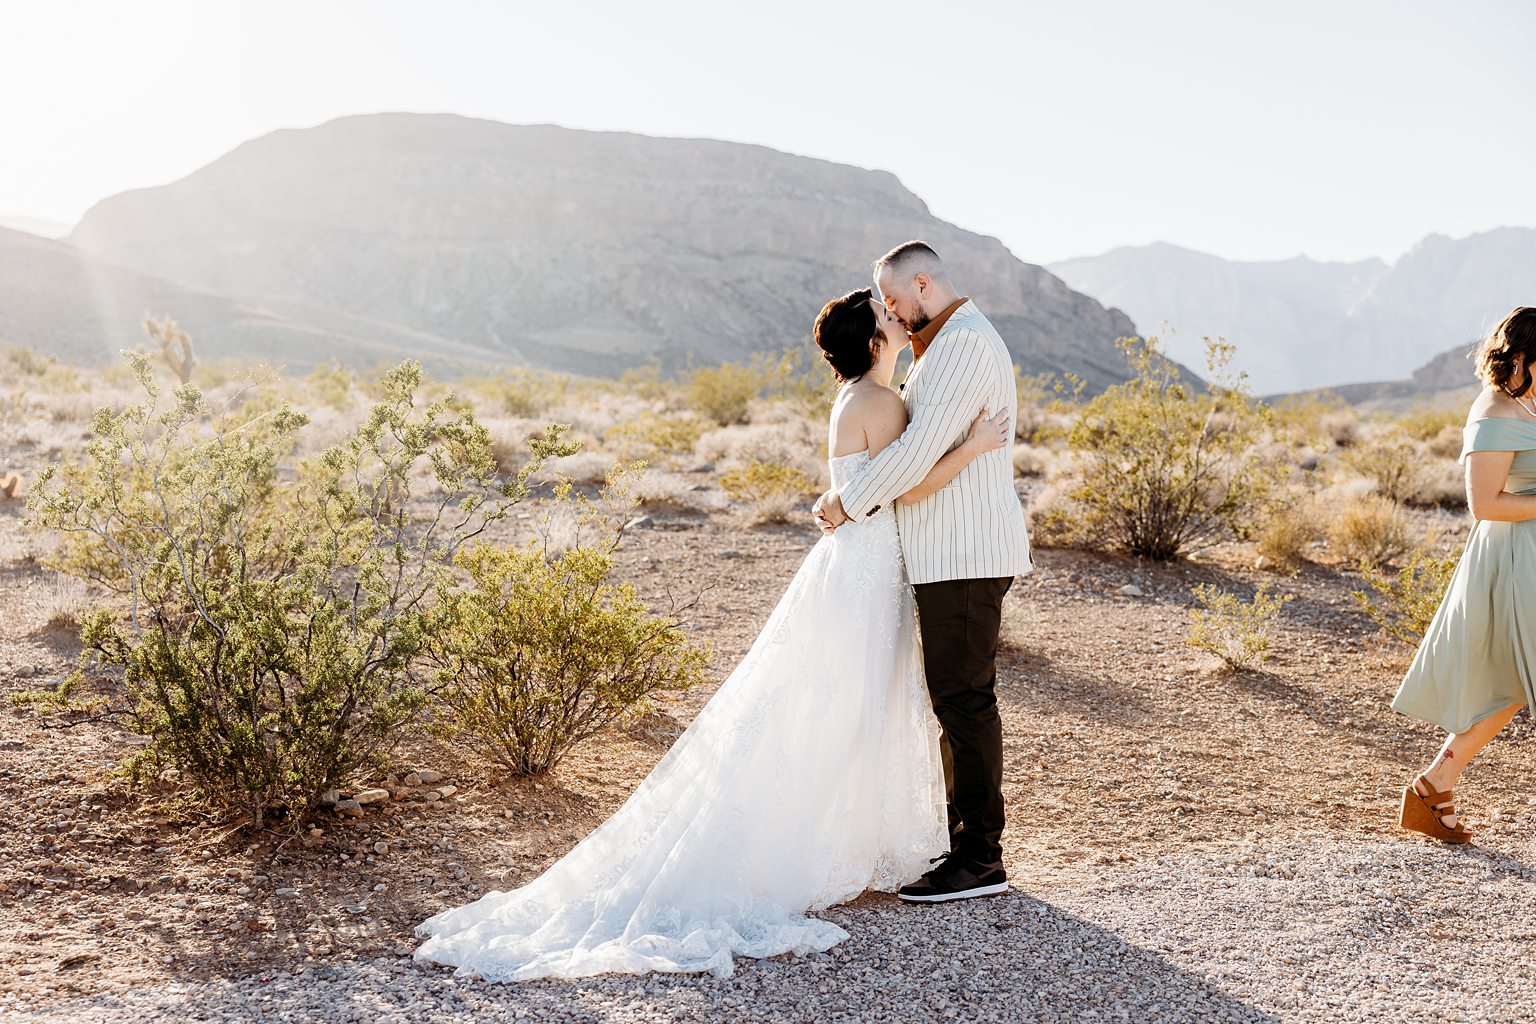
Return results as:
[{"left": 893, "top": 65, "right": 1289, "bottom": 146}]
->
[
  {"left": 754, "top": 348, "right": 838, "bottom": 420},
  {"left": 1014, "top": 368, "right": 1058, "bottom": 442},
  {"left": 306, "top": 362, "right": 359, "bottom": 412},
  {"left": 1407, "top": 460, "right": 1466, "bottom": 510},
  {"left": 1027, "top": 480, "right": 1090, "bottom": 548},
  {"left": 1013, "top": 444, "right": 1051, "bottom": 478},
  {"left": 1343, "top": 427, "right": 1428, "bottom": 504},
  {"left": 5, "top": 345, "right": 56, "bottom": 377},
  {"left": 1425, "top": 423, "right": 1464, "bottom": 461},
  {"left": 1255, "top": 503, "right": 1319, "bottom": 571},
  {"left": 20, "top": 352, "right": 575, "bottom": 828},
  {"left": 606, "top": 413, "right": 705, "bottom": 462},
  {"left": 694, "top": 420, "right": 818, "bottom": 473},
  {"left": 686, "top": 362, "right": 758, "bottom": 426},
  {"left": 533, "top": 461, "right": 643, "bottom": 557},
  {"left": 1187, "top": 581, "right": 1293, "bottom": 671},
  {"left": 619, "top": 358, "right": 671, "bottom": 404},
  {"left": 1398, "top": 406, "right": 1465, "bottom": 442},
  {"left": 473, "top": 368, "right": 569, "bottom": 417},
  {"left": 1059, "top": 336, "right": 1275, "bottom": 560},
  {"left": 1326, "top": 494, "right": 1411, "bottom": 567},
  {"left": 721, "top": 460, "right": 816, "bottom": 524},
  {"left": 1353, "top": 548, "right": 1460, "bottom": 647},
  {"left": 425, "top": 543, "right": 707, "bottom": 775}
]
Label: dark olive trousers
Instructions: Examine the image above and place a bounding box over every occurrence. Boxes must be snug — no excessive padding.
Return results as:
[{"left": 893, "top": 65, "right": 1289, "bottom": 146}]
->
[{"left": 912, "top": 575, "right": 1013, "bottom": 868}]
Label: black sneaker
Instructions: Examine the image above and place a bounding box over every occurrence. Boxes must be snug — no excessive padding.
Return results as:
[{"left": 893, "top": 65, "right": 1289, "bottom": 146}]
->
[{"left": 897, "top": 854, "right": 1008, "bottom": 903}]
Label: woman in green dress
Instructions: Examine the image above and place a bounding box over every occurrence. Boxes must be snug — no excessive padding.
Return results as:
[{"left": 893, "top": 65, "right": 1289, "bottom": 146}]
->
[{"left": 1394, "top": 306, "right": 1536, "bottom": 844}]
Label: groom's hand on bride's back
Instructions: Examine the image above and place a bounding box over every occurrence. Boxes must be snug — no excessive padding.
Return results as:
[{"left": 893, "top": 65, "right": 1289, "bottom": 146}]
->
[{"left": 812, "top": 490, "right": 849, "bottom": 535}]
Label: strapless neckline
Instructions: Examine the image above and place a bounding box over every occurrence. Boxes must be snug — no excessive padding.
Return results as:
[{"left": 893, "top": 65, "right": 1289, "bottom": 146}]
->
[{"left": 829, "top": 448, "right": 870, "bottom": 462}]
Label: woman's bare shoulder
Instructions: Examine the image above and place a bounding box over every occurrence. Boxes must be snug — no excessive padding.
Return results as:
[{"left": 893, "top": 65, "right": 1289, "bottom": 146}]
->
[{"left": 1469, "top": 386, "right": 1522, "bottom": 423}]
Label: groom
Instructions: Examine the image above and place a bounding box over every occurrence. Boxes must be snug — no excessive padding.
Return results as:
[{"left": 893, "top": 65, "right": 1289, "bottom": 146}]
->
[{"left": 813, "top": 240, "right": 1033, "bottom": 903}]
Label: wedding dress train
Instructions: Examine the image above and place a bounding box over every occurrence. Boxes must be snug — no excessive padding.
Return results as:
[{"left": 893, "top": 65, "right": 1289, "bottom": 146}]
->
[{"left": 413, "top": 450, "right": 947, "bottom": 980}]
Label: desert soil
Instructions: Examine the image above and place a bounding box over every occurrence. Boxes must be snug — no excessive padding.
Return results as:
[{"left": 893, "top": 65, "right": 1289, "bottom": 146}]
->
[{"left": 2, "top": 466, "right": 1534, "bottom": 1023}]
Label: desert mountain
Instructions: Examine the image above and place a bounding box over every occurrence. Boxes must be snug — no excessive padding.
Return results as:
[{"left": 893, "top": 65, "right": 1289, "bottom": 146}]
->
[
  {"left": 69, "top": 113, "right": 1143, "bottom": 386},
  {"left": 0, "top": 215, "right": 72, "bottom": 239},
  {"left": 1050, "top": 229, "right": 1534, "bottom": 392},
  {"left": 0, "top": 226, "right": 507, "bottom": 373}
]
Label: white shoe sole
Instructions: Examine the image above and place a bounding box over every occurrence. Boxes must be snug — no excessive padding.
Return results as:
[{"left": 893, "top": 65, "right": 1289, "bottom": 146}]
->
[{"left": 897, "top": 880, "right": 1009, "bottom": 903}]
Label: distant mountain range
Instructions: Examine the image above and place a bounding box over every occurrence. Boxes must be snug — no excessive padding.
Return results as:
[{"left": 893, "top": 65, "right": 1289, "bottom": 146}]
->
[
  {"left": 1049, "top": 229, "right": 1534, "bottom": 392},
  {"left": 50, "top": 113, "right": 1143, "bottom": 387}
]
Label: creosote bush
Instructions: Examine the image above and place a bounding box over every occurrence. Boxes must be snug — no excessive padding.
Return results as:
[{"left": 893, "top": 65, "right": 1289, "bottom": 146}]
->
[
  {"left": 19, "top": 352, "right": 576, "bottom": 828},
  {"left": 1187, "top": 581, "right": 1293, "bottom": 671},
  {"left": 426, "top": 543, "right": 707, "bottom": 776},
  {"left": 720, "top": 460, "right": 816, "bottom": 524},
  {"left": 1059, "top": 336, "right": 1275, "bottom": 560},
  {"left": 1354, "top": 549, "right": 1460, "bottom": 646},
  {"left": 686, "top": 363, "right": 758, "bottom": 426}
]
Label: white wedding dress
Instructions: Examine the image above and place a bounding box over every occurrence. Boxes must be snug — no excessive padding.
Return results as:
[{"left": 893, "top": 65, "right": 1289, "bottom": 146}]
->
[{"left": 413, "top": 449, "right": 948, "bottom": 981}]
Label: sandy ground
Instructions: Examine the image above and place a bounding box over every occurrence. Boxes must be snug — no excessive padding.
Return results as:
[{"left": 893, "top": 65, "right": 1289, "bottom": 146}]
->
[{"left": 2, "top": 462, "right": 1534, "bottom": 1022}]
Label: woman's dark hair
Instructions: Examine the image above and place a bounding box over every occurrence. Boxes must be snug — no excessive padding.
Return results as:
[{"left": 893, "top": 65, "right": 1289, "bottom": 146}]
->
[
  {"left": 1475, "top": 306, "right": 1536, "bottom": 396},
  {"left": 814, "top": 288, "right": 880, "bottom": 383}
]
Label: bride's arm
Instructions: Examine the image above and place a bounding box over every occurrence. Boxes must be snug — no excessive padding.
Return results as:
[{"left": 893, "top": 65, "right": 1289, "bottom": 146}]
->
[{"left": 898, "top": 408, "right": 1011, "bottom": 504}]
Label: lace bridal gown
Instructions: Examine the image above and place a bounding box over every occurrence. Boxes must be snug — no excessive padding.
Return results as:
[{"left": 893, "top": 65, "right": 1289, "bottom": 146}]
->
[{"left": 414, "top": 449, "right": 948, "bottom": 981}]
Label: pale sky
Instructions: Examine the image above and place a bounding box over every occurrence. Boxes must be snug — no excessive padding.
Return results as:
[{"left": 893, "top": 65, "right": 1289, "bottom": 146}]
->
[{"left": 3, "top": 0, "right": 1532, "bottom": 265}]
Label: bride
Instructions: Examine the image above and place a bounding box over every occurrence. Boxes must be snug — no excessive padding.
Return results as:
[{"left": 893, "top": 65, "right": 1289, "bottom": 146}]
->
[{"left": 413, "top": 288, "right": 1011, "bottom": 981}]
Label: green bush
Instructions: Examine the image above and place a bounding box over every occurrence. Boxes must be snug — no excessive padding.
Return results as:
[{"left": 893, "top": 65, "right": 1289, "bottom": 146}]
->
[
  {"left": 426, "top": 543, "right": 707, "bottom": 775},
  {"left": 686, "top": 362, "right": 758, "bottom": 426},
  {"left": 606, "top": 413, "right": 705, "bottom": 461},
  {"left": 1060, "top": 336, "right": 1275, "bottom": 560},
  {"left": 20, "top": 352, "right": 574, "bottom": 828},
  {"left": 720, "top": 460, "right": 816, "bottom": 524},
  {"left": 1354, "top": 549, "right": 1460, "bottom": 646},
  {"left": 1187, "top": 581, "right": 1292, "bottom": 671},
  {"left": 1343, "top": 428, "right": 1428, "bottom": 504}
]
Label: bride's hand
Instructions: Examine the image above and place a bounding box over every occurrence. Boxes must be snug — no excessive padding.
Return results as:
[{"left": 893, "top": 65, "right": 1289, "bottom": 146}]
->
[{"left": 964, "top": 408, "right": 1011, "bottom": 454}]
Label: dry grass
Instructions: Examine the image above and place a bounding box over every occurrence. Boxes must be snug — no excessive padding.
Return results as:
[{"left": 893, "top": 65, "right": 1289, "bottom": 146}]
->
[
  {"left": 1326, "top": 494, "right": 1413, "bottom": 567},
  {"left": 1255, "top": 502, "right": 1320, "bottom": 571}
]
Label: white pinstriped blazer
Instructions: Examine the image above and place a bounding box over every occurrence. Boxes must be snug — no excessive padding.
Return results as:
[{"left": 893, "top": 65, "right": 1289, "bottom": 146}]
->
[{"left": 838, "top": 300, "right": 1033, "bottom": 586}]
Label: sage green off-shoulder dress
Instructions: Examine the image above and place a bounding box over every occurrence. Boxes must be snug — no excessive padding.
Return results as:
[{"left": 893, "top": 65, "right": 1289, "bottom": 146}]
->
[{"left": 1391, "top": 416, "right": 1536, "bottom": 732}]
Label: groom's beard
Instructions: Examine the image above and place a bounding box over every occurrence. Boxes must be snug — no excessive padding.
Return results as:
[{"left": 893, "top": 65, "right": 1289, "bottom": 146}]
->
[{"left": 905, "top": 309, "right": 931, "bottom": 333}]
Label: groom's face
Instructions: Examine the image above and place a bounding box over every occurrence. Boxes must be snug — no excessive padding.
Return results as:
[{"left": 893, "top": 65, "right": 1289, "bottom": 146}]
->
[{"left": 875, "top": 269, "right": 929, "bottom": 334}]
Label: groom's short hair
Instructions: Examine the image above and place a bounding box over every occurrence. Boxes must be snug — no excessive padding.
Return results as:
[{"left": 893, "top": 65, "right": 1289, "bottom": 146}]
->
[{"left": 873, "top": 240, "right": 948, "bottom": 282}]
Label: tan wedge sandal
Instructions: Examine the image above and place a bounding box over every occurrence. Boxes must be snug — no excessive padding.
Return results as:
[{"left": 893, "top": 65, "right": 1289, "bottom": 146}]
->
[{"left": 1399, "top": 774, "right": 1474, "bottom": 844}]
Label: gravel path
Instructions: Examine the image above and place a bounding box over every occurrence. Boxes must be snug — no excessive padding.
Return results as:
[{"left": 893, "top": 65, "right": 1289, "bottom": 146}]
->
[{"left": 10, "top": 836, "right": 1534, "bottom": 1024}]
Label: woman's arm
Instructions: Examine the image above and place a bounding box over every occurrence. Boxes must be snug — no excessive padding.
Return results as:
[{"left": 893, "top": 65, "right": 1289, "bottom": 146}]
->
[
  {"left": 898, "top": 408, "right": 1011, "bottom": 504},
  {"left": 1465, "top": 450, "right": 1536, "bottom": 521}
]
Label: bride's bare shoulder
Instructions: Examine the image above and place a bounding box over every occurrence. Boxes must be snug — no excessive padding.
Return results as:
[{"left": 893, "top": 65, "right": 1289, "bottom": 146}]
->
[{"left": 838, "top": 384, "right": 905, "bottom": 427}]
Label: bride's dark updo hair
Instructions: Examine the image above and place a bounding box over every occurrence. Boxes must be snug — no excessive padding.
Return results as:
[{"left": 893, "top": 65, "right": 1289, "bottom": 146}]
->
[
  {"left": 814, "top": 288, "right": 881, "bottom": 383},
  {"left": 1475, "top": 307, "right": 1536, "bottom": 396}
]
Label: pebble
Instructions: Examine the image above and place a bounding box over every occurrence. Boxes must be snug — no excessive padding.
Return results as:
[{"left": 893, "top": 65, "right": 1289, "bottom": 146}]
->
[
  {"left": 415, "top": 770, "right": 445, "bottom": 785},
  {"left": 333, "top": 799, "right": 363, "bottom": 818},
  {"left": 1118, "top": 584, "right": 1144, "bottom": 597},
  {"left": 353, "top": 788, "right": 390, "bottom": 806}
]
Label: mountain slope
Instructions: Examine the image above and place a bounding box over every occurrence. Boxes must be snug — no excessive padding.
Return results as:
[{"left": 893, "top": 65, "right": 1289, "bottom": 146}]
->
[
  {"left": 1050, "top": 229, "right": 1533, "bottom": 391},
  {"left": 0, "top": 226, "right": 508, "bottom": 373},
  {"left": 70, "top": 113, "right": 1143, "bottom": 387}
]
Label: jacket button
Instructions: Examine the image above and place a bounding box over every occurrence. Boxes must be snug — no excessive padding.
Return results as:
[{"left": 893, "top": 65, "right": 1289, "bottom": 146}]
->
[{"left": 868, "top": 506, "right": 881, "bottom": 515}]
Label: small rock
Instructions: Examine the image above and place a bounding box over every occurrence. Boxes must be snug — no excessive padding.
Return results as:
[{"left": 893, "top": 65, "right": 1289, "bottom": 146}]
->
[
  {"left": 424, "top": 791, "right": 442, "bottom": 803},
  {"left": 1254, "top": 555, "right": 1272, "bottom": 570},
  {"left": 373, "top": 842, "right": 389, "bottom": 855},
  {"left": 334, "top": 799, "right": 364, "bottom": 818},
  {"left": 275, "top": 887, "right": 299, "bottom": 897},
  {"left": 403, "top": 772, "right": 423, "bottom": 787},
  {"left": 625, "top": 515, "right": 654, "bottom": 530},
  {"left": 318, "top": 790, "right": 341, "bottom": 806},
  {"left": 434, "top": 785, "right": 458, "bottom": 799},
  {"left": 353, "top": 788, "right": 390, "bottom": 806},
  {"left": 416, "top": 770, "right": 445, "bottom": 785},
  {"left": 1118, "top": 584, "right": 1144, "bottom": 598}
]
